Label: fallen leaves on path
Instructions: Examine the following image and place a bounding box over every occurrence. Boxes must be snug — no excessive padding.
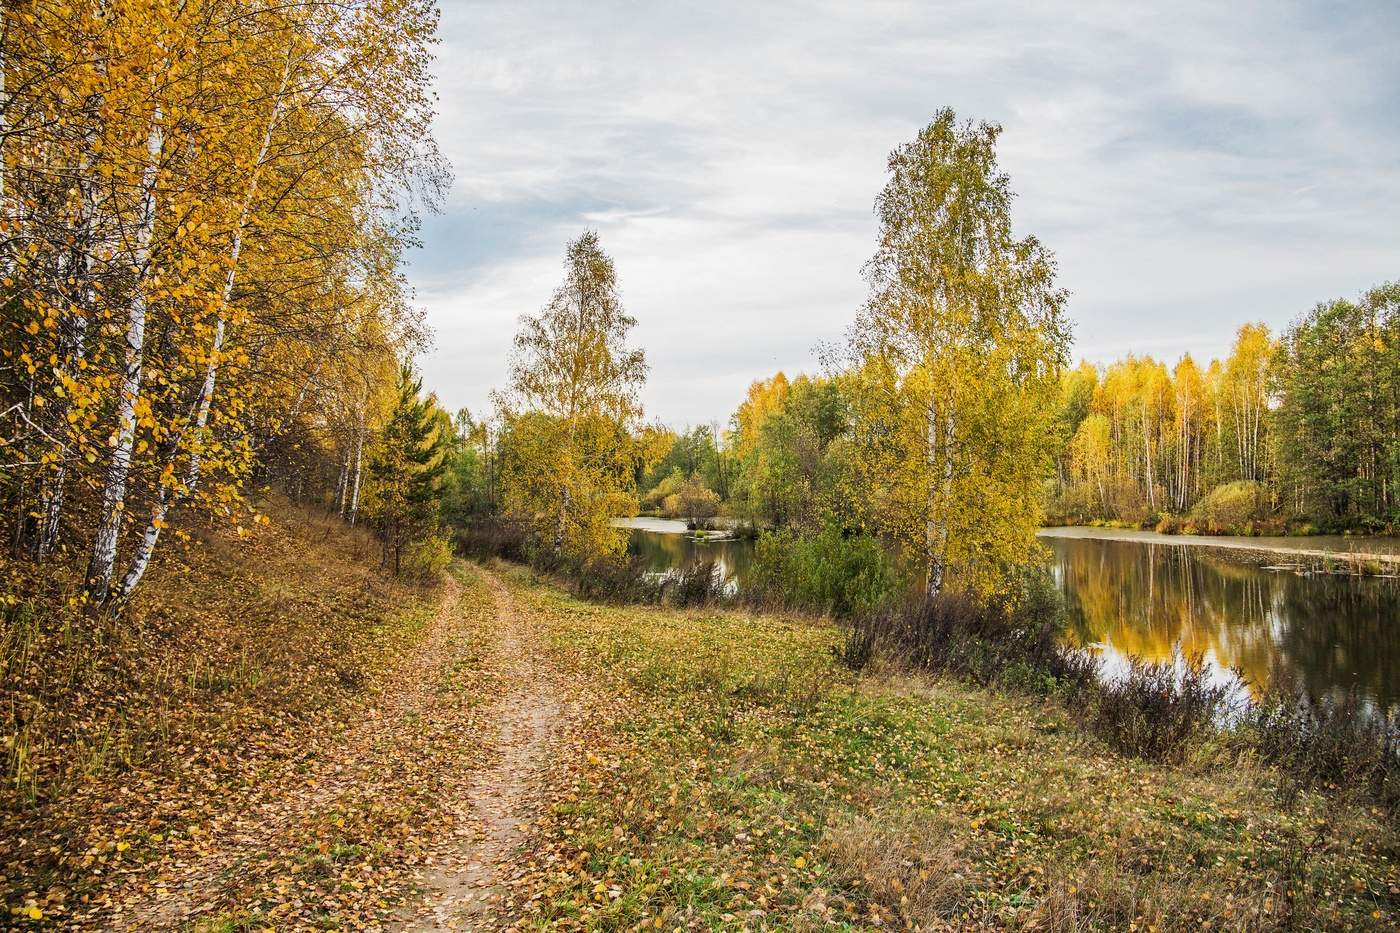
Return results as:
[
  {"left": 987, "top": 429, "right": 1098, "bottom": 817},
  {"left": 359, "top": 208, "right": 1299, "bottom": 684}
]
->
[
  {"left": 3, "top": 504, "right": 499, "bottom": 931},
  {"left": 392, "top": 567, "right": 579, "bottom": 931}
]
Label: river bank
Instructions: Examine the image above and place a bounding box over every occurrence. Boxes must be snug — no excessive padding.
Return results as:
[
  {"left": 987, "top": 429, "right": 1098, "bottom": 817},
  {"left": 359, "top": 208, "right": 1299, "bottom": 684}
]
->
[
  {"left": 486, "top": 563, "right": 1400, "bottom": 930},
  {"left": 615, "top": 518, "right": 1400, "bottom": 710},
  {"left": 620, "top": 516, "right": 1400, "bottom": 566},
  {"left": 1039, "top": 525, "right": 1400, "bottom": 571}
]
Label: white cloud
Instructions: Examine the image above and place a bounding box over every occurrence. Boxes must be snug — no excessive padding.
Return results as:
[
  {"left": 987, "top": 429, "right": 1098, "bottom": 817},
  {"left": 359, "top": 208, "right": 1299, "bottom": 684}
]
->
[{"left": 410, "top": 0, "right": 1400, "bottom": 426}]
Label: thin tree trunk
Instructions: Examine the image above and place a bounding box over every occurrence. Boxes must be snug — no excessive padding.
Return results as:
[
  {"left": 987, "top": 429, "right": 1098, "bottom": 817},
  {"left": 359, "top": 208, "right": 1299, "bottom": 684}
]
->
[
  {"left": 925, "top": 401, "right": 954, "bottom": 597},
  {"left": 37, "top": 96, "right": 107, "bottom": 559},
  {"left": 554, "top": 486, "right": 570, "bottom": 555},
  {"left": 117, "top": 58, "right": 292, "bottom": 600},
  {"left": 349, "top": 419, "right": 364, "bottom": 526},
  {"left": 336, "top": 450, "right": 350, "bottom": 515},
  {"left": 554, "top": 413, "right": 579, "bottom": 556},
  {"left": 1143, "top": 427, "right": 1155, "bottom": 510},
  {"left": 0, "top": 9, "right": 6, "bottom": 205},
  {"left": 86, "top": 110, "right": 164, "bottom": 604}
]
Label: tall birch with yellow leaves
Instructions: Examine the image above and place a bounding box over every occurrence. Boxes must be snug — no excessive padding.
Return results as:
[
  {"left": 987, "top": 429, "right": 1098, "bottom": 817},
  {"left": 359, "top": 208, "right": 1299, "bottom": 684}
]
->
[
  {"left": 499, "top": 231, "right": 650, "bottom": 563},
  {"left": 845, "top": 109, "right": 1070, "bottom": 597}
]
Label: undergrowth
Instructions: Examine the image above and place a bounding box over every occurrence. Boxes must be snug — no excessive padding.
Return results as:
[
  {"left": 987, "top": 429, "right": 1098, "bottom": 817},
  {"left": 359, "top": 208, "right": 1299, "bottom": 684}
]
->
[{"left": 0, "top": 495, "right": 439, "bottom": 924}]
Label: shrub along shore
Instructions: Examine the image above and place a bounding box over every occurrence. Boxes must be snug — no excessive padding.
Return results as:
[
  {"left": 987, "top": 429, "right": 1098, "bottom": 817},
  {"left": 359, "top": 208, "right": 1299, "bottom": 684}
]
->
[{"left": 459, "top": 518, "right": 1400, "bottom": 824}]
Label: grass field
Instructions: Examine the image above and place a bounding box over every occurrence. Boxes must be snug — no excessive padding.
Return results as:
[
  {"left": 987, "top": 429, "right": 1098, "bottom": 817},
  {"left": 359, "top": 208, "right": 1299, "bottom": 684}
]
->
[
  {"left": 494, "top": 563, "right": 1400, "bottom": 931},
  {"left": 6, "top": 515, "right": 1398, "bottom": 929}
]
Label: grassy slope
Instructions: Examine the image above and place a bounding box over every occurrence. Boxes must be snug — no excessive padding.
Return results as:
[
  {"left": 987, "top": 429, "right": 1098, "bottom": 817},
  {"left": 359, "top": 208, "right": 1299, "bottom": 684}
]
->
[
  {"left": 1, "top": 498, "right": 488, "bottom": 927},
  {"left": 496, "top": 564, "right": 1400, "bottom": 931}
]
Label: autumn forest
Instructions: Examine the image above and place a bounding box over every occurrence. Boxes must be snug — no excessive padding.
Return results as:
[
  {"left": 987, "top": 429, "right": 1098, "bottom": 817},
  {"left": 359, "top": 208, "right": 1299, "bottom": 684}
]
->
[{"left": 3, "top": 2, "right": 1399, "bottom": 930}]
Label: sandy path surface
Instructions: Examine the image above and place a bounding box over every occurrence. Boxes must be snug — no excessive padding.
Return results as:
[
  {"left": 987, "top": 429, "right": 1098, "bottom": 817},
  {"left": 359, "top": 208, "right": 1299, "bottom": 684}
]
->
[{"left": 393, "top": 566, "right": 571, "bottom": 931}]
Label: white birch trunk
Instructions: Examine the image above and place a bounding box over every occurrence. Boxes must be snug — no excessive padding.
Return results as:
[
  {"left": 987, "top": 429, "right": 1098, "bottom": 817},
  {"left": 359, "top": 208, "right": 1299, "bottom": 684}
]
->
[
  {"left": 349, "top": 418, "right": 365, "bottom": 526},
  {"left": 39, "top": 98, "right": 108, "bottom": 559},
  {"left": 87, "top": 110, "right": 164, "bottom": 601},
  {"left": 1144, "top": 428, "right": 1155, "bottom": 510},
  {"left": 117, "top": 61, "right": 291, "bottom": 599},
  {"left": 925, "top": 400, "right": 954, "bottom": 597}
]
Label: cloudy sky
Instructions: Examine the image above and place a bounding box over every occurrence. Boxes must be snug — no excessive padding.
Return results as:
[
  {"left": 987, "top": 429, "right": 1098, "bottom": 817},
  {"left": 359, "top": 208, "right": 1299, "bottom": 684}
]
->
[{"left": 407, "top": 0, "right": 1400, "bottom": 428}]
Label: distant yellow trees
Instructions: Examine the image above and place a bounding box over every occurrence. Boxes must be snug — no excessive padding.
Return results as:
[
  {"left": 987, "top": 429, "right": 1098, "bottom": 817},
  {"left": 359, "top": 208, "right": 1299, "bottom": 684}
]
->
[
  {"left": 1054, "top": 325, "right": 1276, "bottom": 525},
  {"left": 1, "top": 0, "right": 445, "bottom": 604}
]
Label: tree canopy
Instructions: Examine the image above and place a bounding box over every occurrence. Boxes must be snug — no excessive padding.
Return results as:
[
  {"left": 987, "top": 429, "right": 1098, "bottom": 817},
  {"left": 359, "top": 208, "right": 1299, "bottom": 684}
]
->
[{"left": 496, "top": 231, "right": 653, "bottom": 563}]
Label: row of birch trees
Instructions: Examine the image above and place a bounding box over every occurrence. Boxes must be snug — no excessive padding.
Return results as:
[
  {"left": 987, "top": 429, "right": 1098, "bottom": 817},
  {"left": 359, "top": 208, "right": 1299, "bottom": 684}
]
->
[
  {"left": 1054, "top": 279, "right": 1400, "bottom": 530},
  {"left": 1053, "top": 326, "right": 1272, "bottom": 523},
  {"left": 0, "top": 0, "right": 445, "bottom": 606}
]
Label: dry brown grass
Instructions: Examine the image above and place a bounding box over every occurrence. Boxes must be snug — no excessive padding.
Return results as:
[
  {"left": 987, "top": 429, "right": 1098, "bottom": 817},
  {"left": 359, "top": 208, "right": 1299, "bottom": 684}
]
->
[{"left": 819, "top": 810, "right": 979, "bottom": 928}]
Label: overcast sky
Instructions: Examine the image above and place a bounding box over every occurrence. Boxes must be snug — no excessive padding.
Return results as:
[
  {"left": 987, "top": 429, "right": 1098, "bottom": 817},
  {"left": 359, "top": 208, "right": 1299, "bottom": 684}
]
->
[{"left": 406, "top": 0, "right": 1400, "bottom": 429}]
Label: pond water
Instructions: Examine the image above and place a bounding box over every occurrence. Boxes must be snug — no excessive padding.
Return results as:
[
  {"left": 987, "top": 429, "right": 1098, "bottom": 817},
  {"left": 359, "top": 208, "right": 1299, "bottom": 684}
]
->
[
  {"left": 618, "top": 517, "right": 756, "bottom": 586},
  {"left": 616, "top": 518, "right": 1400, "bottom": 710}
]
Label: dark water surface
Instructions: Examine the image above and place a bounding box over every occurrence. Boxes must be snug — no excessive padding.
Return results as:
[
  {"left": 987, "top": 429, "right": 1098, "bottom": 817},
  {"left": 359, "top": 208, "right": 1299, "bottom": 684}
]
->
[
  {"left": 618, "top": 519, "right": 1400, "bottom": 709},
  {"left": 621, "top": 518, "right": 756, "bottom": 588}
]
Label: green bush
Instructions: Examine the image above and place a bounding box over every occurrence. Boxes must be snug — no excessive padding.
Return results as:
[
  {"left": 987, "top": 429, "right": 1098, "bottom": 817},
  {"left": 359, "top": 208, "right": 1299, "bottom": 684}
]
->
[
  {"left": 640, "top": 468, "right": 686, "bottom": 513},
  {"left": 749, "top": 524, "right": 900, "bottom": 618},
  {"left": 661, "top": 475, "right": 721, "bottom": 520},
  {"left": 401, "top": 533, "right": 454, "bottom": 582},
  {"left": 1190, "top": 480, "right": 1268, "bottom": 533}
]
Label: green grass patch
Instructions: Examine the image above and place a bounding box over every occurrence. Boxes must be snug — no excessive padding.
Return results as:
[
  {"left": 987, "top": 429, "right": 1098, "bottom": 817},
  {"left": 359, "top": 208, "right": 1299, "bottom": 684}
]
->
[{"left": 505, "top": 572, "right": 1400, "bottom": 931}]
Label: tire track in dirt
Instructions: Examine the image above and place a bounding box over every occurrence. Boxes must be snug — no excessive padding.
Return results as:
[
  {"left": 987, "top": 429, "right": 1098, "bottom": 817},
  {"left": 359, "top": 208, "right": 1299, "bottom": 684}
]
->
[{"left": 394, "top": 565, "right": 571, "bottom": 931}]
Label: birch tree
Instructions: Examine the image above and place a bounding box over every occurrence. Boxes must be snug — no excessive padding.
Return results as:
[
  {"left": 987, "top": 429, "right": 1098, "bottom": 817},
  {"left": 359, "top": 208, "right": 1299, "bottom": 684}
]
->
[
  {"left": 844, "top": 109, "right": 1070, "bottom": 597},
  {"left": 0, "top": 0, "right": 445, "bottom": 605},
  {"left": 498, "top": 231, "right": 650, "bottom": 562},
  {"left": 1223, "top": 322, "right": 1272, "bottom": 484}
]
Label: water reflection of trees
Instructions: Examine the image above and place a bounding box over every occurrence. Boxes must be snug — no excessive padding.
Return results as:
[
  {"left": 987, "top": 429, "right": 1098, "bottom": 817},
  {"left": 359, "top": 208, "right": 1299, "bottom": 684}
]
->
[
  {"left": 1053, "top": 539, "right": 1400, "bottom": 708},
  {"left": 626, "top": 532, "right": 754, "bottom": 585},
  {"left": 625, "top": 531, "right": 1400, "bottom": 710}
]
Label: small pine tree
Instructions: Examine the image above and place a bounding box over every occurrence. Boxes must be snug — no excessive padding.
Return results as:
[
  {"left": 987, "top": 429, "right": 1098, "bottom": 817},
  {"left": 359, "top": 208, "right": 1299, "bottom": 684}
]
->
[{"left": 364, "top": 365, "right": 448, "bottom": 573}]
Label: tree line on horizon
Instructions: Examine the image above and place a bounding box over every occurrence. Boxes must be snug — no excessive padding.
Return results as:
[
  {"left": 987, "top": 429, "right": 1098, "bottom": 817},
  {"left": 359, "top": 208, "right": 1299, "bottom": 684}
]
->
[
  {"left": 1053, "top": 280, "right": 1400, "bottom": 534},
  {"left": 631, "top": 277, "right": 1400, "bottom": 545}
]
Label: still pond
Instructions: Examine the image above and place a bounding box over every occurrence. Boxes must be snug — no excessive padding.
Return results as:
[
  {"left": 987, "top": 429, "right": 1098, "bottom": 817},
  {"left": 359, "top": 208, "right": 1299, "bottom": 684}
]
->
[{"left": 616, "top": 517, "right": 1400, "bottom": 710}]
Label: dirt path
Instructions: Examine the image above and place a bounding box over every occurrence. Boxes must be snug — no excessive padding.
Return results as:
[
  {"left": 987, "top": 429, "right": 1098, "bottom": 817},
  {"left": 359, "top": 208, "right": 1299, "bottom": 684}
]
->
[
  {"left": 117, "top": 571, "right": 478, "bottom": 930},
  {"left": 393, "top": 566, "right": 567, "bottom": 930},
  {"left": 103, "top": 563, "right": 568, "bottom": 931}
]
